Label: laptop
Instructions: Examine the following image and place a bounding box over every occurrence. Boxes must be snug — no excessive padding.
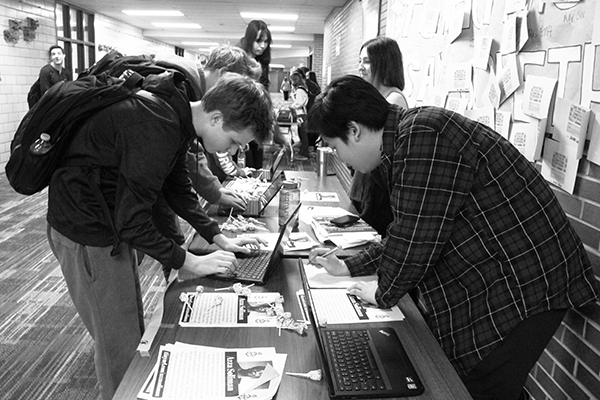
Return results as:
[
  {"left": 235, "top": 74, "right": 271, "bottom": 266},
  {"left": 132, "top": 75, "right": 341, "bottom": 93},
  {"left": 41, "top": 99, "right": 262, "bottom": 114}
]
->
[
  {"left": 218, "top": 171, "right": 285, "bottom": 217},
  {"left": 212, "top": 202, "right": 301, "bottom": 285},
  {"left": 298, "top": 259, "right": 425, "bottom": 398},
  {"left": 255, "top": 146, "right": 286, "bottom": 181}
]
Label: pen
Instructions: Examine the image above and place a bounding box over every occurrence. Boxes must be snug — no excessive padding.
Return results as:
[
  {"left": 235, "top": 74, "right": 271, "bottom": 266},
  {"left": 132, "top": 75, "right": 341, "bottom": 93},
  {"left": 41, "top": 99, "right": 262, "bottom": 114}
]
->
[{"left": 321, "top": 246, "right": 341, "bottom": 258}]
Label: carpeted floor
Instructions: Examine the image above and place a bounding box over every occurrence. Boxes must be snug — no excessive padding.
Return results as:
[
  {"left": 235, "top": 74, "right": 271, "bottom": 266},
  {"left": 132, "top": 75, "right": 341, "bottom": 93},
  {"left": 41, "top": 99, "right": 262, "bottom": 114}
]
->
[{"left": 0, "top": 173, "right": 169, "bottom": 400}]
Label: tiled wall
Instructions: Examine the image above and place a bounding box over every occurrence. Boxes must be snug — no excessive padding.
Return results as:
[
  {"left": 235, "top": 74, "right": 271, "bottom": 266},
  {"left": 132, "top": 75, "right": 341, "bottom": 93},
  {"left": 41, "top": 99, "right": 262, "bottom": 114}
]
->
[
  {"left": 324, "top": 1, "right": 600, "bottom": 399},
  {"left": 0, "top": 0, "right": 57, "bottom": 170}
]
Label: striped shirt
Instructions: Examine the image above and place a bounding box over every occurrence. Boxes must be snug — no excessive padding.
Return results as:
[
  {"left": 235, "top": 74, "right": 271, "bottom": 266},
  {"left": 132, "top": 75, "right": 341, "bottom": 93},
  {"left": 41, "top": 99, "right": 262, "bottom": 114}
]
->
[{"left": 345, "top": 106, "right": 599, "bottom": 375}]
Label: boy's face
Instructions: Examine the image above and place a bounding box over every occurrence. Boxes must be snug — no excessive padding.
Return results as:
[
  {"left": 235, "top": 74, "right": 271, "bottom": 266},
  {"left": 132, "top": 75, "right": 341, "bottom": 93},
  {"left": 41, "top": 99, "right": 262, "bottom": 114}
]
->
[
  {"left": 50, "top": 48, "right": 64, "bottom": 65},
  {"left": 201, "top": 115, "right": 255, "bottom": 155},
  {"left": 323, "top": 125, "right": 382, "bottom": 174}
]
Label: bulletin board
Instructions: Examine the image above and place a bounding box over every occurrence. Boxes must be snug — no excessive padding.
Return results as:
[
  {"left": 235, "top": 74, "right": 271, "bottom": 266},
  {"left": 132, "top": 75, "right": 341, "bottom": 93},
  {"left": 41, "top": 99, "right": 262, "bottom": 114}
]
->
[{"left": 385, "top": 0, "right": 600, "bottom": 193}]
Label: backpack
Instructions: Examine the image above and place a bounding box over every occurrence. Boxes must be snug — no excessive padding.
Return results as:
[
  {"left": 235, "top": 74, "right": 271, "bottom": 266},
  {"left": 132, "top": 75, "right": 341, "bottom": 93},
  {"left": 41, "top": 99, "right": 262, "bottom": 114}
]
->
[
  {"left": 7, "top": 50, "right": 196, "bottom": 196},
  {"left": 27, "top": 78, "right": 41, "bottom": 109},
  {"left": 6, "top": 72, "right": 152, "bottom": 196}
]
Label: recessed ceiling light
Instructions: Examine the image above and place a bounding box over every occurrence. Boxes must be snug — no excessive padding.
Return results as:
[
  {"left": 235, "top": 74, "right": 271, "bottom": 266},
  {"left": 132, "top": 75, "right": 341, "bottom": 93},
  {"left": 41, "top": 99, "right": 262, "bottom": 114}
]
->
[
  {"left": 181, "top": 41, "right": 219, "bottom": 46},
  {"left": 268, "top": 26, "right": 295, "bottom": 33},
  {"left": 152, "top": 22, "right": 201, "bottom": 29},
  {"left": 240, "top": 12, "right": 298, "bottom": 21},
  {"left": 123, "top": 10, "right": 184, "bottom": 16},
  {"left": 271, "top": 44, "right": 292, "bottom": 49}
]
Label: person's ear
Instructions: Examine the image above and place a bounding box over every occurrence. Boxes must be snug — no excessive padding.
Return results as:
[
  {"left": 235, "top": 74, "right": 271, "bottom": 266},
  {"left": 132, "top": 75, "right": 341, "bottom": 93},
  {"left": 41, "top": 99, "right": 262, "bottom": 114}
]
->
[
  {"left": 210, "top": 111, "right": 223, "bottom": 126},
  {"left": 348, "top": 121, "right": 361, "bottom": 142}
]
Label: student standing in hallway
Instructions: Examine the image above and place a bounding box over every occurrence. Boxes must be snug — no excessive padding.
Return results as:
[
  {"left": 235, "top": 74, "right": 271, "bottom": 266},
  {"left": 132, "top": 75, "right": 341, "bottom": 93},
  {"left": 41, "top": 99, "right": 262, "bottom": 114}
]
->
[
  {"left": 28, "top": 45, "right": 72, "bottom": 108},
  {"left": 238, "top": 20, "right": 271, "bottom": 170},
  {"left": 46, "top": 72, "right": 272, "bottom": 400},
  {"left": 308, "top": 76, "right": 600, "bottom": 400}
]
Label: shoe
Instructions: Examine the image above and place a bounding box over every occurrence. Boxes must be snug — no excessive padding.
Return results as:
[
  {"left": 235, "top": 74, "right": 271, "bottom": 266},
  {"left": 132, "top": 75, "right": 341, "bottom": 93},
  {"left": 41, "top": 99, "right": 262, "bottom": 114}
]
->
[{"left": 295, "top": 154, "right": 308, "bottom": 161}]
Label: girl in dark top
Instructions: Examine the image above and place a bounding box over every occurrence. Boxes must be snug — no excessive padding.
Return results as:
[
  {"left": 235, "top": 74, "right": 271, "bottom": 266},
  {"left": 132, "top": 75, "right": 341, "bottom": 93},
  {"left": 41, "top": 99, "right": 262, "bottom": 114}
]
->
[{"left": 238, "top": 20, "right": 273, "bottom": 168}]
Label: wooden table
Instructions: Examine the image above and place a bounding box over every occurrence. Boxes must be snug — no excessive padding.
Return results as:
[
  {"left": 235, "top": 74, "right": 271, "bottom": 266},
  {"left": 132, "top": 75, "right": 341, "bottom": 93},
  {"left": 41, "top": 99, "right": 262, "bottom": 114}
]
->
[{"left": 113, "top": 170, "right": 472, "bottom": 400}]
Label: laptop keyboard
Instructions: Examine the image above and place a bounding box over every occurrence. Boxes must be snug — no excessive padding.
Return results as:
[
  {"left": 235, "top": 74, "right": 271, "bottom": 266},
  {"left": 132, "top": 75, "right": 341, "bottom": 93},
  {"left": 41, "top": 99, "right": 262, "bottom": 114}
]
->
[
  {"left": 323, "top": 330, "right": 387, "bottom": 392},
  {"left": 236, "top": 251, "right": 271, "bottom": 279}
]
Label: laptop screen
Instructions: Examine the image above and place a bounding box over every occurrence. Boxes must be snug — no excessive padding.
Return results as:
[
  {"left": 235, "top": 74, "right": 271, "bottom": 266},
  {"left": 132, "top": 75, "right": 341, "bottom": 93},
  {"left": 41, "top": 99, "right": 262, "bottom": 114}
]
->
[{"left": 258, "top": 171, "right": 285, "bottom": 210}]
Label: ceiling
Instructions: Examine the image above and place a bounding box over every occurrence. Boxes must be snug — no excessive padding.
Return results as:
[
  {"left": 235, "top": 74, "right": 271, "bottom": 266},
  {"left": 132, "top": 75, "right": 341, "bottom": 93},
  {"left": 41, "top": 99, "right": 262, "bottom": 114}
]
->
[{"left": 65, "top": 0, "right": 348, "bottom": 69}]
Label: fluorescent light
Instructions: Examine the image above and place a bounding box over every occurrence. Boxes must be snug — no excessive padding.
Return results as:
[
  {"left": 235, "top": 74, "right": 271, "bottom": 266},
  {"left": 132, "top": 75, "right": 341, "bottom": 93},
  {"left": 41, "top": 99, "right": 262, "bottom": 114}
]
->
[
  {"left": 152, "top": 22, "right": 201, "bottom": 29},
  {"left": 181, "top": 41, "right": 219, "bottom": 46},
  {"left": 240, "top": 12, "right": 298, "bottom": 21},
  {"left": 123, "top": 10, "right": 184, "bottom": 16},
  {"left": 271, "top": 44, "right": 292, "bottom": 49},
  {"left": 269, "top": 64, "right": 286, "bottom": 69},
  {"left": 268, "top": 26, "right": 295, "bottom": 32}
]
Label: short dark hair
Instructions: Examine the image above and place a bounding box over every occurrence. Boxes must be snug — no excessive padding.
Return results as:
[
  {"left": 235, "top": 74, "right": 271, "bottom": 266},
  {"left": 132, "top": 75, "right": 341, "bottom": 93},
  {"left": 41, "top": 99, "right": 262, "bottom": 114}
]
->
[
  {"left": 48, "top": 45, "right": 64, "bottom": 58},
  {"left": 202, "top": 73, "right": 273, "bottom": 143},
  {"left": 361, "top": 37, "right": 405, "bottom": 91},
  {"left": 308, "top": 75, "right": 391, "bottom": 143}
]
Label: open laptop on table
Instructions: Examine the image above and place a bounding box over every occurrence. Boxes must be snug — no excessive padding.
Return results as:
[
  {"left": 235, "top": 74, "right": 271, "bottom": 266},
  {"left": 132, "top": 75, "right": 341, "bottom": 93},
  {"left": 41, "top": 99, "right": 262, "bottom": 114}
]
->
[
  {"left": 211, "top": 202, "right": 301, "bottom": 285},
  {"left": 218, "top": 171, "right": 285, "bottom": 217},
  {"left": 298, "top": 259, "right": 425, "bottom": 398},
  {"left": 255, "top": 146, "right": 286, "bottom": 181}
]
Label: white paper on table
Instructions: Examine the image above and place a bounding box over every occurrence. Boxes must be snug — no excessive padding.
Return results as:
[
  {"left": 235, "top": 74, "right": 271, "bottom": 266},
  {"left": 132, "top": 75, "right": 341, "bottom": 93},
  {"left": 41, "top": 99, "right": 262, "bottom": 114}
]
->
[
  {"left": 541, "top": 138, "right": 580, "bottom": 195},
  {"left": 302, "top": 262, "right": 377, "bottom": 289},
  {"left": 308, "top": 288, "right": 404, "bottom": 324},
  {"left": 138, "top": 344, "right": 286, "bottom": 400},
  {"left": 179, "top": 292, "right": 285, "bottom": 327},
  {"left": 551, "top": 97, "right": 591, "bottom": 159},
  {"left": 521, "top": 75, "right": 557, "bottom": 120},
  {"left": 239, "top": 232, "right": 319, "bottom": 252},
  {"left": 300, "top": 191, "right": 340, "bottom": 202}
]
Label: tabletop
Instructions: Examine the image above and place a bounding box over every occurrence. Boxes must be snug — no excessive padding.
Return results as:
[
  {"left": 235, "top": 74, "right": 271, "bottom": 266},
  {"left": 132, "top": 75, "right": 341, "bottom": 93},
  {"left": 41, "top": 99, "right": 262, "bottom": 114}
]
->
[{"left": 113, "top": 170, "right": 472, "bottom": 400}]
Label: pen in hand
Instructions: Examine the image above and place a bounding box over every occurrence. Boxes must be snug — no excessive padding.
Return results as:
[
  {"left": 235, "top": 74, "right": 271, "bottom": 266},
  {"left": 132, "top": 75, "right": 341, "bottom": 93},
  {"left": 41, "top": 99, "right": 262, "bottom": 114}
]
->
[{"left": 309, "top": 246, "right": 341, "bottom": 265}]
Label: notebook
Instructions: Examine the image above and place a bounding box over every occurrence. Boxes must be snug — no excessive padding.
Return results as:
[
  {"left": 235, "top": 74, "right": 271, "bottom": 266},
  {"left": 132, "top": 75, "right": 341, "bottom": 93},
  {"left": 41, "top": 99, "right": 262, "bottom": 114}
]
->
[
  {"left": 298, "top": 259, "right": 425, "bottom": 398},
  {"left": 219, "top": 171, "right": 285, "bottom": 217},
  {"left": 212, "top": 202, "right": 301, "bottom": 285}
]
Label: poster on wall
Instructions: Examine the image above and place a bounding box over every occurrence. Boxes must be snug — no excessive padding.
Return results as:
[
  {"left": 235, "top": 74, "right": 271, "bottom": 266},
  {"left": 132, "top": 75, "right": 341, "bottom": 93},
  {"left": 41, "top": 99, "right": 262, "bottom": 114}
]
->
[{"left": 385, "top": 0, "right": 600, "bottom": 176}]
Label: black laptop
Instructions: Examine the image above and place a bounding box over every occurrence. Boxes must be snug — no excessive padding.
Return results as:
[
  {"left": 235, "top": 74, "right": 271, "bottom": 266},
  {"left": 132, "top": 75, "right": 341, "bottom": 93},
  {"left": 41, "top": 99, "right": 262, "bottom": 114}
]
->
[
  {"left": 212, "top": 203, "right": 301, "bottom": 285},
  {"left": 255, "top": 146, "right": 286, "bottom": 181},
  {"left": 219, "top": 171, "right": 285, "bottom": 217},
  {"left": 298, "top": 259, "right": 425, "bottom": 398}
]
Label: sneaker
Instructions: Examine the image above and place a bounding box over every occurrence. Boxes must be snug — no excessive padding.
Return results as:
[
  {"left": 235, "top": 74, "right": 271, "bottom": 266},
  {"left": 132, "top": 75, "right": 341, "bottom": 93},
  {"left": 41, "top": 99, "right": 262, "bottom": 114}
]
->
[{"left": 295, "top": 154, "right": 308, "bottom": 161}]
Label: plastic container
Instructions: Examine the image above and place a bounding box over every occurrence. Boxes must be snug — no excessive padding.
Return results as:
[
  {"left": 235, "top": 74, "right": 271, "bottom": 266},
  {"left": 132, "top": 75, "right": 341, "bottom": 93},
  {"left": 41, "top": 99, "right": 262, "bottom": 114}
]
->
[
  {"left": 30, "top": 133, "right": 52, "bottom": 155},
  {"left": 278, "top": 180, "right": 300, "bottom": 228}
]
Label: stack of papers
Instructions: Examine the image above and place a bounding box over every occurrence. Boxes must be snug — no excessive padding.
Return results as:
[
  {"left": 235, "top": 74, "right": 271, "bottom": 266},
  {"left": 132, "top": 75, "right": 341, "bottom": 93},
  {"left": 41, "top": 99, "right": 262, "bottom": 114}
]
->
[
  {"left": 298, "top": 263, "right": 405, "bottom": 324},
  {"left": 302, "top": 206, "right": 378, "bottom": 249},
  {"left": 138, "top": 343, "right": 286, "bottom": 400},
  {"left": 179, "top": 292, "right": 285, "bottom": 327}
]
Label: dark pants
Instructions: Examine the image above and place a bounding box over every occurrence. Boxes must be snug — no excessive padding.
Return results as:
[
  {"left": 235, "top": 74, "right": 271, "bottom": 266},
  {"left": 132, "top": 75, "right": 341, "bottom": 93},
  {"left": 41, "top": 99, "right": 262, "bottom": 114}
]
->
[{"left": 463, "top": 309, "right": 567, "bottom": 400}]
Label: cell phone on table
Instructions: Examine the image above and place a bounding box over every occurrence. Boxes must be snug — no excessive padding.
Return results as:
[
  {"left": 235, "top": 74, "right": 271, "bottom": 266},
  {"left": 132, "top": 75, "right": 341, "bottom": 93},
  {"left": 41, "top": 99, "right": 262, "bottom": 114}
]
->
[{"left": 330, "top": 214, "right": 359, "bottom": 228}]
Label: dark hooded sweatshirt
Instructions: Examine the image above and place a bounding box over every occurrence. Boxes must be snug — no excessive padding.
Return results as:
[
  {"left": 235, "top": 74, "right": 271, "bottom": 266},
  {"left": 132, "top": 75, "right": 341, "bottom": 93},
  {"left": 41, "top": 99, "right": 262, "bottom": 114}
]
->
[{"left": 47, "top": 72, "right": 220, "bottom": 270}]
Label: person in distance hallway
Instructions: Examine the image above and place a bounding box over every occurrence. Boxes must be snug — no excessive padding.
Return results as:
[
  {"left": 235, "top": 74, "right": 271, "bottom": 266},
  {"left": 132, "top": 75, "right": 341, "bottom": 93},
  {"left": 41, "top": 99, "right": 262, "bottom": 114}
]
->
[{"left": 307, "top": 75, "right": 600, "bottom": 400}]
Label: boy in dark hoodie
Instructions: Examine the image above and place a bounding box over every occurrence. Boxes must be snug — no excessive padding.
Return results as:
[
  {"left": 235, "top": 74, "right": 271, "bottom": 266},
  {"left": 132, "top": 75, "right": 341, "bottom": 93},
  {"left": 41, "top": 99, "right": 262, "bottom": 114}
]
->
[{"left": 46, "top": 71, "right": 273, "bottom": 400}]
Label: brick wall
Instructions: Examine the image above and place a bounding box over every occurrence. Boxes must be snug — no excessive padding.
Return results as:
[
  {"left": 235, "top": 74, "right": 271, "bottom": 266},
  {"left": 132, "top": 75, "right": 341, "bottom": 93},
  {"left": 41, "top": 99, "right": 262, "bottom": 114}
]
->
[
  {"left": 328, "top": 1, "right": 600, "bottom": 399},
  {"left": 0, "top": 0, "right": 56, "bottom": 171}
]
